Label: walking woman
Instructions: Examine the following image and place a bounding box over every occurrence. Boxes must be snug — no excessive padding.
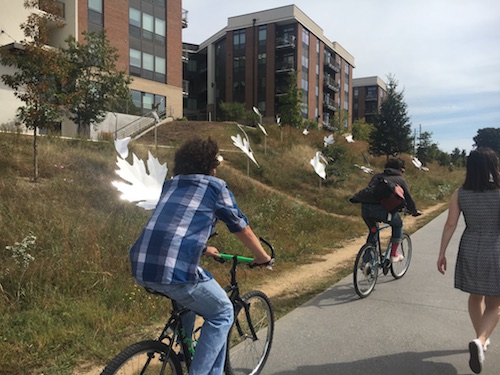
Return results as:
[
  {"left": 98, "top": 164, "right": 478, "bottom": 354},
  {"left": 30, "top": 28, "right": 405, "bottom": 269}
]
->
[{"left": 437, "top": 147, "right": 500, "bottom": 374}]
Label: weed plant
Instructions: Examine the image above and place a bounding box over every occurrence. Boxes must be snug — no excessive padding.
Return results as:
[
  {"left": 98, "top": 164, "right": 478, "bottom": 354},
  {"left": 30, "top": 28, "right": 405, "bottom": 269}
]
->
[{"left": 0, "top": 124, "right": 464, "bottom": 374}]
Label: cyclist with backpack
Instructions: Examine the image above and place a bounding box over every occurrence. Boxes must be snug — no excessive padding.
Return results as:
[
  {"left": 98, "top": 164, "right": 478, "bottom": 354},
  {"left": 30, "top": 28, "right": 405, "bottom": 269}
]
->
[{"left": 350, "top": 158, "right": 420, "bottom": 262}]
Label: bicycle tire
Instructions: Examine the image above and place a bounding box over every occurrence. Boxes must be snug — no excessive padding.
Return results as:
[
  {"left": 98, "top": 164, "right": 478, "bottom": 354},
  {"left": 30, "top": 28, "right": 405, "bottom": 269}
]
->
[
  {"left": 225, "top": 290, "right": 274, "bottom": 375},
  {"left": 353, "top": 243, "right": 378, "bottom": 298},
  {"left": 100, "top": 340, "right": 182, "bottom": 375},
  {"left": 390, "top": 233, "right": 412, "bottom": 279}
]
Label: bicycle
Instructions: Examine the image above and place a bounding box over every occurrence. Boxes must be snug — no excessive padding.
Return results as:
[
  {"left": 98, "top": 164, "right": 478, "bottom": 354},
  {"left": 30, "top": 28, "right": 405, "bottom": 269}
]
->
[
  {"left": 100, "top": 237, "right": 276, "bottom": 375},
  {"left": 353, "top": 221, "right": 412, "bottom": 298}
]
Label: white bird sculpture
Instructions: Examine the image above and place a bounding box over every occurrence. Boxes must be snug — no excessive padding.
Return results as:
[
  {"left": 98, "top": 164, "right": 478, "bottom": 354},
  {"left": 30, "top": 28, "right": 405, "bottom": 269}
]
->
[
  {"left": 111, "top": 138, "right": 168, "bottom": 210},
  {"left": 412, "top": 157, "right": 430, "bottom": 171},
  {"left": 345, "top": 133, "right": 355, "bottom": 143},
  {"left": 323, "top": 134, "right": 334, "bottom": 147},
  {"left": 310, "top": 151, "right": 328, "bottom": 180},
  {"left": 354, "top": 163, "right": 373, "bottom": 174}
]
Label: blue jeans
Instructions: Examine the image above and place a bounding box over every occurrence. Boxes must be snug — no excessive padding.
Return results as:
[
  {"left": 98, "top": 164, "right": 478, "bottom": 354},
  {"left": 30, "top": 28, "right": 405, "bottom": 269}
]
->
[
  {"left": 142, "top": 278, "right": 234, "bottom": 375},
  {"left": 361, "top": 203, "right": 403, "bottom": 244}
]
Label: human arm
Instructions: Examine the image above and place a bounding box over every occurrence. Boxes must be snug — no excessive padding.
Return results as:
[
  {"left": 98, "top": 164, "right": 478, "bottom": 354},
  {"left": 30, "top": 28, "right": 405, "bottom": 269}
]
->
[
  {"left": 437, "top": 189, "right": 461, "bottom": 275},
  {"left": 234, "top": 225, "right": 272, "bottom": 266}
]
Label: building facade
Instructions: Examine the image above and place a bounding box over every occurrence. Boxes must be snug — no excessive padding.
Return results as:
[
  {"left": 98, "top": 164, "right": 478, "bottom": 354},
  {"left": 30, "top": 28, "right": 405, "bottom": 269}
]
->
[
  {"left": 183, "top": 5, "right": 355, "bottom": 128},
  {"left": 352, "top": 76, "right": 387, "bottom": 124},
  {"left": 0, "top": 0, "right": 184, "bottom": 136}
]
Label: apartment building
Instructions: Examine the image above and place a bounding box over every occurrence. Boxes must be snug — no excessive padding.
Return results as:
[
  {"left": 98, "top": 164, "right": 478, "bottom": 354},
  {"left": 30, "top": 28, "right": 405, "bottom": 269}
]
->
[
  {"left": 352, "top": 76, "right": 387, "bottom": 124},
  {"left": 0, "top": 0, "right": 184, "bottom": 136},
  {"left": 183, "top": 5, "right": 355, "bottom": 128}
]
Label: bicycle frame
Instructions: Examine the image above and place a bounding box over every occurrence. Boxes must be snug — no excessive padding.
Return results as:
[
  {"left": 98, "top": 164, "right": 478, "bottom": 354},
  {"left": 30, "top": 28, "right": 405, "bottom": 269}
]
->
[{"left": 372, "top": 223, "right": 392, "bottom": 268}]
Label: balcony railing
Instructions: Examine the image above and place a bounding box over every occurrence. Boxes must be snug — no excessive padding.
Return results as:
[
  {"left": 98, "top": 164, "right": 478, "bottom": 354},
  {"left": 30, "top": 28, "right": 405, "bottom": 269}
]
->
[
  {"left": 276, "top": 35, "right": 296, "bottom": 49},
  {"left": 323, "top": 99, "right": 339, "bottom": 112},
  {"left": 275, "top": 61, "right": 295, "bottom": 73},
  {"left": 183, "top": 80, "right": 189, "bottom": 97},
  {"left": 324, "top": 57, "right": 340, "bottom": 73},
  {"left": 182, "top": 9, "right": 188, "bottom": 28},
  {"left": 323, "top": 76, "right": 340, "bottom": 92}
]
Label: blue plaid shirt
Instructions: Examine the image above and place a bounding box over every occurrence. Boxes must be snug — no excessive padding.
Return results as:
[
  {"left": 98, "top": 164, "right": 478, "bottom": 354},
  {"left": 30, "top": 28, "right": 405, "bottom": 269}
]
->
[{"left": 130, "top": 174, "right": 249, "bottom": 284}]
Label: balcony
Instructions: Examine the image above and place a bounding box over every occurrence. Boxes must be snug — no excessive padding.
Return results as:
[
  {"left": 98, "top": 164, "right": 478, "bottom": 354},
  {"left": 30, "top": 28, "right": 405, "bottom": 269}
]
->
[
  {"left": 275, "top": 61, "right": 295, "bottom": 73},
  {"left": 35, "top": 0, "right": 66, "bottom": 29},
  {"left": 324, "top": 57, "right": 340, "bottom": 73},
  {"left": 323, "top": 76, "right": 340, "bottom": 93},
  {"left": 275, "top": 85, "right": 288, "bottom": 96},
  {"left": 323, "top": 99, "right": 338, "bottom": 112},
  {"left": 276, "top": 35, "right": 296, "bottom": 49},
  {"left": 183, "top": 80, "right": 189, "bottom": 98},
  {"left": 365, "top": 94, "right": 377, "bottom": 101},
  {"left": 182, "top": 9, "right": 188, "bottom": 29}
]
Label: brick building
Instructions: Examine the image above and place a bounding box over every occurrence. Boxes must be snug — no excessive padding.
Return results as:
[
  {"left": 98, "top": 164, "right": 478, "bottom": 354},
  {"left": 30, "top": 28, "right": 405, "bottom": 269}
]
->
[
  {"left": 0, "top": 0, "right": 184, "bottom": 136},
  {"left": 352, "top": 76, "right": 387, "bottom": 124},
  {"left": 183, "top": 5, "right": 355, "bottom": 128}
]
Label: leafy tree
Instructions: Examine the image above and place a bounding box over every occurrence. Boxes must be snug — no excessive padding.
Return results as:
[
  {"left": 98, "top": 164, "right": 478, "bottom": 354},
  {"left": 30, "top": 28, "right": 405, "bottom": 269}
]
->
[
  {"left": 278, "top": 71, "right": 303, "bottom": 128},
  {"left": 369, "top": 75, "right": 413, "bottom": 159},
  {"left": 416, "top": 131, "right": 440, "bottom": 164},
  {"left": 435, "top": 150, "right": 451, "bottom": 167},
  {"left": 473, "top": 127, "right": 500, "bottom": 154},
  {"left": 62, "top": 31, "right": 131, "bottom": 136},
  {"left": 450, "top": 147, "right": 466, "bottom": 167},
  {"left": 330, "top": 109, "right": 350, "bottom": 134},
  {"left": 0, "top": 0, "right": 66, "bottom": 181},
  {"left": 352, "top": 118, "right": 373, "bottom": 141}
]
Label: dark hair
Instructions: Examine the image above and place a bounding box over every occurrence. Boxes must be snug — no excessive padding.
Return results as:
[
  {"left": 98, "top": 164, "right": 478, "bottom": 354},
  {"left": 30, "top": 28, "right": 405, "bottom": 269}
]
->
[
  {"left": 463, "top": 147, "right": 500, "bottom": 191},
  {"left": 173, "top": 137, "right": 220, "bottom": 175},
  {"left": 385, "top": 158, "right": 405, "bottom": 170}
]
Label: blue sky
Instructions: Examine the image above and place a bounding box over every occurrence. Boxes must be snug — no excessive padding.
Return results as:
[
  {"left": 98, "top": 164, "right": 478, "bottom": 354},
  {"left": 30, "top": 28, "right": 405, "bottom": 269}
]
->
[{"left": 182, "top": 0, "right": 500, "bottom": 153}]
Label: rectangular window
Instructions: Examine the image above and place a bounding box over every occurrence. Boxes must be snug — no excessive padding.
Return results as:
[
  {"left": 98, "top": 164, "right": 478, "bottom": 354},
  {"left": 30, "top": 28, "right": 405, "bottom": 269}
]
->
[
  {"left": 154, "top": 18, "right": 166, "bottom": 45},
  {"left": 130, "top": 49, "right": 141, "bottom": 67},
  {"left": 142, "top": 13, "right": 154, "bottom": 40},
  {"left": 155, "top": 56, "right": 165, "bottom": 74},
  {"left": 129, "top": 7, "right": 141, "bottom": 27},
  {"left": 89, "top": 0, "right": 102, "bottom": 12}
]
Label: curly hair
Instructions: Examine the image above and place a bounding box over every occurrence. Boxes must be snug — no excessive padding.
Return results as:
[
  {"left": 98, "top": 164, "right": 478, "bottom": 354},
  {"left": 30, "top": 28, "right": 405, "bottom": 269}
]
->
[
  {"left": 463, "top": 147, "right": 500, "bottom": 191},
  {"left": 173, "top": 137, "right": 220, "bottom": 175},
  {"left": 385, "top": 157, "right": 405, "bottom": 170}
]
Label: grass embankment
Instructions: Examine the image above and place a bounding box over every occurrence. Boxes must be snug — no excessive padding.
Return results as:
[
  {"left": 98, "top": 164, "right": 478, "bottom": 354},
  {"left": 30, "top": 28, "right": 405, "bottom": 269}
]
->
[{"left": 0, "top": 123, "right": 464, "bottom": 374}]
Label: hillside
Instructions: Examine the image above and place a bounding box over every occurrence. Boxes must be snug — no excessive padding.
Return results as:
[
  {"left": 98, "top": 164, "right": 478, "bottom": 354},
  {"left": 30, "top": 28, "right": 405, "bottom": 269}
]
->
[{"left": 0, "top": 122, "right": 464, "bottom": 374}]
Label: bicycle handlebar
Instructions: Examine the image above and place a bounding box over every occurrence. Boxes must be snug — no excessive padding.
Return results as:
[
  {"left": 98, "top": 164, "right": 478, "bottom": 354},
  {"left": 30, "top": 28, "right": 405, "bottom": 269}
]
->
[{"left": 213, "top": 237, "right": 276, "bottom": 270}]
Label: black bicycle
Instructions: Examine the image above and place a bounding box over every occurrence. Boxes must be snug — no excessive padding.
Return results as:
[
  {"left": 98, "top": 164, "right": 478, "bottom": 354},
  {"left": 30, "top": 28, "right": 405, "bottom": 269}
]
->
[
  {"left": 353, "top": 222, "right": 412, "bottom": 298},
  {"left": 100, "top": 237, "right": 276, "bottom": 375}
]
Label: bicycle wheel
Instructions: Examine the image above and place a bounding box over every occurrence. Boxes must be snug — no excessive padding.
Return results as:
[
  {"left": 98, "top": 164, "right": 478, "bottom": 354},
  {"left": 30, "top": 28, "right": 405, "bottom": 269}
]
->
[
  {"left": 225, "top": 290, "right": 274, "bottom": 375},
  {"left": 353, "top": 243, "right": 379, "bottom": 298},
  {"left": 390, "top": 233, "right": 412, "bottom": 279},
  {"left": 100, "top": 340, "right": 182, "bottom": 375}
]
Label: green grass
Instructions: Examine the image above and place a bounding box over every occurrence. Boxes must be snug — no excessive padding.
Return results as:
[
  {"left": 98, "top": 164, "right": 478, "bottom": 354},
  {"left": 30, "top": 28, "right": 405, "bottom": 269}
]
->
[{"left": 0, "top": 124, "right": 465, "bottom": 374}]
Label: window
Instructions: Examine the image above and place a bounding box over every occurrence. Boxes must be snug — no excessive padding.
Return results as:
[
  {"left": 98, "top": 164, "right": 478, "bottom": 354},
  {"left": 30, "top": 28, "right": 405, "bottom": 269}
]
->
[
  {"left": 155, "top": 18, "right": 165, "bottom": 45},
  {"left": 130, "top": 49, "right": 141, "bottom": 68},
  {"left": 142, "top": 13, "right": 154, "bottom": 41},
  {"left": 258, "top": 26, "right": 267, "bottom": 47},
  {"left": 129, "top": 7, "right": 141, "bottom": 27},
  {"left": 233, "top": 30, "right": 246, "bottom": 54},
  {"left": 131, "top": 90, "right": 166, "bottom": 114},
  {"left": 88, "top": 0, "right": 103, "bottom": 32}
]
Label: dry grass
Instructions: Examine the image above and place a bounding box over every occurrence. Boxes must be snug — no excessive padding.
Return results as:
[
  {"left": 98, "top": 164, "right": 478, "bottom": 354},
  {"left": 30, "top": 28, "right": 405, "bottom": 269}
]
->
[{"left": 0, "top": 124, "right": 465, "bottom": 374}]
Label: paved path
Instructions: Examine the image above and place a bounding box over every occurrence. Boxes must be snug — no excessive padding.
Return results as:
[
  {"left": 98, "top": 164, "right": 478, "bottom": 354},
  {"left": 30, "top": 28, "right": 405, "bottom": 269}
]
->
[{"left": 261, "top": 211, "right": 499, "bottom": 374}]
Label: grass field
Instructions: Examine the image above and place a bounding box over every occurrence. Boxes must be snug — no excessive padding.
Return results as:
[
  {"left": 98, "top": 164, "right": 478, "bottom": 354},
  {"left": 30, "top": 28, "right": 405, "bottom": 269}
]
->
[{"left": 0, "top": 122, "right": 465, "bottom": 374}]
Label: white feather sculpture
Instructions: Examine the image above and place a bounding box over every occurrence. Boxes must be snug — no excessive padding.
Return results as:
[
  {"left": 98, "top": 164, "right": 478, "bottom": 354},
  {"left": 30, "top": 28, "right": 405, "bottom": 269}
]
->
[
  {"left": 345, "top": 134, "right": 355, "bottom": 143},
  {"left": 412, "top": 157, "right": 430, "bottom": 171},
  {"left": 231, "top": 125, "right": 260, "bottom": 167},
  {"left": 323, "top": 134, "right": 334, "bottom": 147},
  {"left": 111, "top": 138, "right": 168, "bottom": 210}
]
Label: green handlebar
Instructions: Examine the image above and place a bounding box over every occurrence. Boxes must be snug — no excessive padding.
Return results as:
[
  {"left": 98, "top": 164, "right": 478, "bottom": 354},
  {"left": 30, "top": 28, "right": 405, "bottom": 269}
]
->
[{"left": 219, "top": 253, "right": 254, "bottom": 264}]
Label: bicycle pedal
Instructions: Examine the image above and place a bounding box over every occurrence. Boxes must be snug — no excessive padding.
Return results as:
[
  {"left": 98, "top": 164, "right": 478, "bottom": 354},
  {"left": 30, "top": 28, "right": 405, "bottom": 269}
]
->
[{"left": 382, "top": 259, "right": 390, "bottom": 275}]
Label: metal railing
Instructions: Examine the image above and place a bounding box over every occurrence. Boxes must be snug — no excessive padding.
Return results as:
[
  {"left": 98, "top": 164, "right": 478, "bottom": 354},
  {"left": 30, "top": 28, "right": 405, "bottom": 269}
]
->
[{"left": 114, "top": 109, "right": 167, "bottom": 140}]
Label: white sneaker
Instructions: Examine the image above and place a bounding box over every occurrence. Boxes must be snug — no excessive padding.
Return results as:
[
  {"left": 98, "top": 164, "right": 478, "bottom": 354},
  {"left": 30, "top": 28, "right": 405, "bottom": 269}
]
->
[
  {"left": 469, "top": 339, "right": 484, "bottom": 374},
  {"left": 484, "top": 338, "right": 491, "bottom": 352},
  {"left": 390, "top": 254, "right": 404, "bottom": 263}
]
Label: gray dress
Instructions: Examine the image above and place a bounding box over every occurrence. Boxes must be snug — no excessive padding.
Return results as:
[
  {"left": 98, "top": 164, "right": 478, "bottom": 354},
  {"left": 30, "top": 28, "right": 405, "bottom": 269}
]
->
[{"left": 456, "top": 188, "right": 500, "bottom": 297}]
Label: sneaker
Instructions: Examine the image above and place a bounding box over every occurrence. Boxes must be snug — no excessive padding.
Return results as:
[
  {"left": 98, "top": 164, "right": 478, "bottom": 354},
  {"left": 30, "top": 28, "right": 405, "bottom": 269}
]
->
[
  {"left": 390, "top": 254, "right": 404, "bottom": 263},
  {"left": 469, "top": 339, "right": 484, "bottom": 374},
  {"left": 484, "top": 338, "right": 491, "bottom": 352}
]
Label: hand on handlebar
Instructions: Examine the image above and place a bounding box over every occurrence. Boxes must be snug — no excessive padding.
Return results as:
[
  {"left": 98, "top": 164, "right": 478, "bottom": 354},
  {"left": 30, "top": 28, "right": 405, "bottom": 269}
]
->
[{"left": 203, "top": 246, "right": 221, "bottom": 258}]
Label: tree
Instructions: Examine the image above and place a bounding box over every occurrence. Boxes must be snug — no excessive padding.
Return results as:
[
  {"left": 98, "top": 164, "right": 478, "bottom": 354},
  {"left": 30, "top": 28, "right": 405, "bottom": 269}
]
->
[
  {"left": 278, "top": 71, "right": 303, "bottom": 129},
  {"left": 0, "top": 0, "right": 66, "bottom": 182},
  {"left": 416, "top": 131, "right": 440, "bottom": 165},
  {"left": 450, "top": 147, "right": 466, "bottom": 167},
  {"left": 369, "top": 75, "right": 413, "bottom": 159},
  {"left": 330, "top": 109, "right": 350, "bottom": 134},
  {"left": 473, "top": 128, "right": 500, "bottom": 154},
  {"left": 352, "top": 118, "right": 373, "bottom": 141},
  {"left": 62, "top": 31, "right": 131, "bottom": 136}
]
